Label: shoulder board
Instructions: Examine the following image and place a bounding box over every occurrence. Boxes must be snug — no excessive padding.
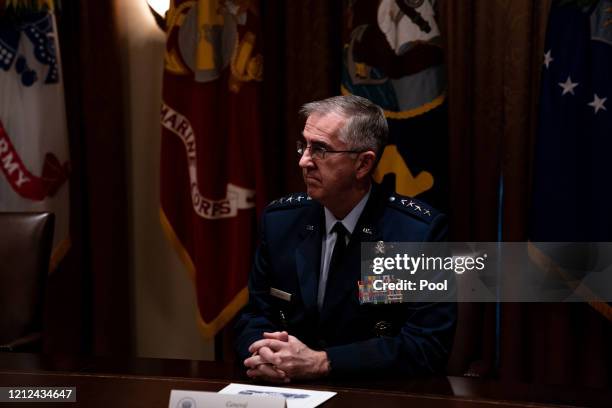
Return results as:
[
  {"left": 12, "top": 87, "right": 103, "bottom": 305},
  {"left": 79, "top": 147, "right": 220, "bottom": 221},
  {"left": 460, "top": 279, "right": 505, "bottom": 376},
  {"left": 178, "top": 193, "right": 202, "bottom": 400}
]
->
[
  {"left": 386, "top": 194, "right": 439, "bottom": 223},
  {"left": 265, "top": 193, "right": 314, "bottom": 211}
]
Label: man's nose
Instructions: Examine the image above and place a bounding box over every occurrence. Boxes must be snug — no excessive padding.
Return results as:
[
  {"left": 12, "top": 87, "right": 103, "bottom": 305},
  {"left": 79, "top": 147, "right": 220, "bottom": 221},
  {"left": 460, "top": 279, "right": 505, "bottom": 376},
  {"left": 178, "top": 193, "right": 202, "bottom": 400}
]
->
[{"left": 299, "top": 149, "right": 314, "bottom": 169}]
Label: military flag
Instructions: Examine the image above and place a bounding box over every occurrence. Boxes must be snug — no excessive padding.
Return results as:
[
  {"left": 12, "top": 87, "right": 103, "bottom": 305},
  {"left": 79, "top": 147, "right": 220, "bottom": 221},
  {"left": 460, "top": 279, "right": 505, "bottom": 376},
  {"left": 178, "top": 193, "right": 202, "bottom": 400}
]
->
[
  {"left": 160, "top": 0, "right": 265, "bottom": 337},
  {"left": 530, "top": 0, "right": 612, "bottom": 318},
  {"left": 0, "top": 5, "right": 70, "bottom": 270},
  {"left": 342, "top": 0, "right": 448, "bottom": 210},
  {"left": 531, "top": 0, "right": 611, "bottom": 242}
]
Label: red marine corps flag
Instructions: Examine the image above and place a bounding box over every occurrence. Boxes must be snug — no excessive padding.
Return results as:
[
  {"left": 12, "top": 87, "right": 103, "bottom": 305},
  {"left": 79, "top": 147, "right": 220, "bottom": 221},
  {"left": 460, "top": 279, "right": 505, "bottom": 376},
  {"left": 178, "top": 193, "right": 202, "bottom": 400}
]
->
[
  {"left": 160, "top": 0, "right": 265, "bottom": 337},
  {"left": 0, "top": 4, "right": 70, "bottom": 270}
]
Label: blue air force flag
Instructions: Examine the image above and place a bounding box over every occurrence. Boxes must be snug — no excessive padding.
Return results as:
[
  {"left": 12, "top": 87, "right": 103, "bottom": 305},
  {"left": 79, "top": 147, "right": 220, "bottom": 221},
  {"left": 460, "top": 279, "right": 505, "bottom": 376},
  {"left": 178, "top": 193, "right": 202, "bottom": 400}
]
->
[
  {"left": 531, "top": 1, "right": 612, "bottom": 242},
  {"left": 530, "top": 1, "right": 612, "bottom": 319}
]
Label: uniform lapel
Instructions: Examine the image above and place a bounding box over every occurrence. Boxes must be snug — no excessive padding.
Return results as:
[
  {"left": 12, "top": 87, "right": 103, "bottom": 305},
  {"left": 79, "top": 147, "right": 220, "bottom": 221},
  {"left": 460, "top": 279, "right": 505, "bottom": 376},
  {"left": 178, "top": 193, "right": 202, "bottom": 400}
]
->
[{"left": 295, "top": 203, "right": 323, "bottom": 313}]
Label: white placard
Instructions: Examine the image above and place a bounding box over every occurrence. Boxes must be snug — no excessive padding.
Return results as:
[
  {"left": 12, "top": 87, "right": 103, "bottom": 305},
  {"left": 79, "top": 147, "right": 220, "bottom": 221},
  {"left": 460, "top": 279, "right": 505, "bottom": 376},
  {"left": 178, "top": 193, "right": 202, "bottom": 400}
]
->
[
  {"left": 168, "top": 389, "right": 286, "bottom": 408},
  {"left": 219, "top": 383, "right": 336, "bottom": 408}
]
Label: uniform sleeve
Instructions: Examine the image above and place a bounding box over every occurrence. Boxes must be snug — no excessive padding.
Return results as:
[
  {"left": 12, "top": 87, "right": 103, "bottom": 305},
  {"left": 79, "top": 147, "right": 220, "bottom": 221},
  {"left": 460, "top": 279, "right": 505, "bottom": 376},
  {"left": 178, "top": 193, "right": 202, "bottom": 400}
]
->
[
  {"left": 325, "top": 302, "right": 456, "bottom": 376},
  {"left": 326, "top": 213, "right": 457, "bottom": 376},
  {"left": 234, "top": 212, "right": 282, "bottom": 362}
]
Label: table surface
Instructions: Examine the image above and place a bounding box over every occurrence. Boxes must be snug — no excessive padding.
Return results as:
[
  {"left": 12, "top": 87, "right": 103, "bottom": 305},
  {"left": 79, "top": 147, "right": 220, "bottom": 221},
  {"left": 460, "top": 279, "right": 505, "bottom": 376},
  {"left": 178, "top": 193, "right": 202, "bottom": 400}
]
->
[{"left": 0, "top": 353, "right": 610, "bottom": 407}]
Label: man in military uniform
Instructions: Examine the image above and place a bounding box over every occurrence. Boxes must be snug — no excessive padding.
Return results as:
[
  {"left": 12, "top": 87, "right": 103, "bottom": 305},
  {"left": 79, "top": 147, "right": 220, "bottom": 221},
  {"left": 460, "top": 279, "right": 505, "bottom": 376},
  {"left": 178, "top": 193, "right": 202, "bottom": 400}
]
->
[{"left": 235, "top": 95, "right": 456, "bottom": 382}]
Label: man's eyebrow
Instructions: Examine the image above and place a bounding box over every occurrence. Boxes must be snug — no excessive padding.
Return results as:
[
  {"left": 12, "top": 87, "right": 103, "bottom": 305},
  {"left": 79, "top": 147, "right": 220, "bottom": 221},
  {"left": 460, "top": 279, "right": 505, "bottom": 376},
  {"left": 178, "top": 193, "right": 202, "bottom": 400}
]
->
[{"left": 311, "top": 141, "right": 329, "bottom": 148}]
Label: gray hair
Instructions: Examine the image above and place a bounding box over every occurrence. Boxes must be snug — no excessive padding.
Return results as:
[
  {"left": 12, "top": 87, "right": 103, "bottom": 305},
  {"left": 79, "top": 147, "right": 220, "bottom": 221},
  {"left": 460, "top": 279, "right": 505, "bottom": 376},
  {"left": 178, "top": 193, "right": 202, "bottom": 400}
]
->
[{"left": 300, "top": 95, "right": 388, "bottom": 160}]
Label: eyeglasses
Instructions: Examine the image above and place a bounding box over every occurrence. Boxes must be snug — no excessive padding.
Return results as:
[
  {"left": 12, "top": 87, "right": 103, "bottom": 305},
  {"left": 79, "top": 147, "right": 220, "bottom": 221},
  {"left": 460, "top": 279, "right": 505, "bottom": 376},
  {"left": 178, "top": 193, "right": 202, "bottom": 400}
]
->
[{"left": 296, "top": 140, "right": 364, "bottom": 160}]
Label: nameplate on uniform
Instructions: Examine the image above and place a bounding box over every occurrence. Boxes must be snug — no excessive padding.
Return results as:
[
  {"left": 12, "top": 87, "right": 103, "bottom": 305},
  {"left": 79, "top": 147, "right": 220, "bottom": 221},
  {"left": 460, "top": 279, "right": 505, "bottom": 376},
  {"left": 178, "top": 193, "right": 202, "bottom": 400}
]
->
[
  {"left": 270, "top": 287, "right": 292, "bottom": 302},
  {"left": 168, "top": 389, "right": 285, "bottom": 408}
]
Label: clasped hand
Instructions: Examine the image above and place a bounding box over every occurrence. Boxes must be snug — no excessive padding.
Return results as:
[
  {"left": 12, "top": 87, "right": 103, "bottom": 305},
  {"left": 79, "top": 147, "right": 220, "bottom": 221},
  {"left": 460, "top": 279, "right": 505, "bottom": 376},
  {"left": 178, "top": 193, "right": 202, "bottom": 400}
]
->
[{"left": 244, "top": 331, "right": 330, "bottom": 383}]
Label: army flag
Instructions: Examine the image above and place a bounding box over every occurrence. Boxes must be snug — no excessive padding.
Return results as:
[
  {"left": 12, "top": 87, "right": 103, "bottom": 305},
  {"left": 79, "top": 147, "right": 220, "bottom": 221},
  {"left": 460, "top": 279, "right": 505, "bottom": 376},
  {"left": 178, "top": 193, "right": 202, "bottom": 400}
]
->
[
  {"left": 0, "top": 9, "right": 70, "bottom": 270},
  {"left": 342, "top": 0, "right": 448, "bottom": 210},
  {"left": 160, "top": 0, "right": 265, "bottom": 337}
]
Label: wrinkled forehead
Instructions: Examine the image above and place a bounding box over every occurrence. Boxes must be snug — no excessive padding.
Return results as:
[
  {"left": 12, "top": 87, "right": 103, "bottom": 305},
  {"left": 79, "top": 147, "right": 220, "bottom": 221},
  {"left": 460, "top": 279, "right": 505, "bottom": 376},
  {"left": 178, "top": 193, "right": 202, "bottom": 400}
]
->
[{"left": 303, "top": 112, "right": 347, "bottom": 143}]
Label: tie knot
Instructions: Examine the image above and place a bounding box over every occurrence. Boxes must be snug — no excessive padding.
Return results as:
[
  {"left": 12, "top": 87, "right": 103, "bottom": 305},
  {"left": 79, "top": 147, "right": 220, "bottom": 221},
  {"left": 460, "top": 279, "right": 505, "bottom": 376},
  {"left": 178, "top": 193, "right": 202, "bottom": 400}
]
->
[{"left": 332, "top": 222, "right": 349, "bottom": 238}]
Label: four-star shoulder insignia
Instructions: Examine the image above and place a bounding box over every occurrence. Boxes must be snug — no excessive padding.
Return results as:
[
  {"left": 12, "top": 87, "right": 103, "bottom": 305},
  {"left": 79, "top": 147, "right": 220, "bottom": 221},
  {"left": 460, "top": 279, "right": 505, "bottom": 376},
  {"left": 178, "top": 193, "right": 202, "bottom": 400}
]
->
[
  {"left": 387, "top": 194, "right": 436, "bottom": 222},
  {"left": 266, "top": 193, "right": 312, "bottom": 210}
]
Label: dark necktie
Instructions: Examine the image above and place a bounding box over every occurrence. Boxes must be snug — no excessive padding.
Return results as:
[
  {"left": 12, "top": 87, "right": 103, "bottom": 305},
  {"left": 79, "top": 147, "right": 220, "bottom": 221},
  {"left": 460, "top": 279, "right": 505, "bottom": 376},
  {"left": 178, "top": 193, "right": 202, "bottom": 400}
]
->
[
  {"left": 318, "top": 222, "right": 350, "bottom": 310},
  {"left": 329, "top": 222, "right": 349, "bottom": 277}
]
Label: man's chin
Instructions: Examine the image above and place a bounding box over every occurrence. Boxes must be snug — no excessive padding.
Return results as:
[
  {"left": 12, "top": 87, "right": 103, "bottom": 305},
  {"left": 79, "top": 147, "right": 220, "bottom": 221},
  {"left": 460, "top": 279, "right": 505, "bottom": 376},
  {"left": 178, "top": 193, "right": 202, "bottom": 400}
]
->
[{"left": 305, "top": 185, "right": 323, "bottom": 201}]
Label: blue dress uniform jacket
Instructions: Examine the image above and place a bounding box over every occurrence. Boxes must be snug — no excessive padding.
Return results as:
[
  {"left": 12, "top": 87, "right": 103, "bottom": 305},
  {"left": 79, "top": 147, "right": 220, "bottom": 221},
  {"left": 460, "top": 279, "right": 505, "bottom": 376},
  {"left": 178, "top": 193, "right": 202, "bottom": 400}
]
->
[{"left": 235, "top": 185, "right": 456, "bottom": 376}]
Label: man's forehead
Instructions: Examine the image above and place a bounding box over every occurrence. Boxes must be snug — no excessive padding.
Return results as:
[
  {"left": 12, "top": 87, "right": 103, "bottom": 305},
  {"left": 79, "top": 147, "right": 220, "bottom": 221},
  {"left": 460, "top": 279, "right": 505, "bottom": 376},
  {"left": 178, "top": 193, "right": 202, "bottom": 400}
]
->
[{"left": 303, "top": 112, "right": 346, "bottom": 141}]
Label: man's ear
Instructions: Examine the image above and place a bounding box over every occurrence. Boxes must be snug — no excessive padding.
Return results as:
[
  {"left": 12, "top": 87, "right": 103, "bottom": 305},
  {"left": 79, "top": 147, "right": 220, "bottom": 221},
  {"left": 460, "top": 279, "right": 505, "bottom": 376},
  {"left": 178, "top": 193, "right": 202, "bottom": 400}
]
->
[{"left": 355, "top": 151, "right": 376, "bottom": 180}]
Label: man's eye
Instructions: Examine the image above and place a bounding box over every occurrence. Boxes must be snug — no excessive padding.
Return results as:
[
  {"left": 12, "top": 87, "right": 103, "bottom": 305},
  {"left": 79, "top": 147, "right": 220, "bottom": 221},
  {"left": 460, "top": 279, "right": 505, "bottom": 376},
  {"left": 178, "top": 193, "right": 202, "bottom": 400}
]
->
[{"left": 312, "top": 145, "right": 327, "bottom": 153}]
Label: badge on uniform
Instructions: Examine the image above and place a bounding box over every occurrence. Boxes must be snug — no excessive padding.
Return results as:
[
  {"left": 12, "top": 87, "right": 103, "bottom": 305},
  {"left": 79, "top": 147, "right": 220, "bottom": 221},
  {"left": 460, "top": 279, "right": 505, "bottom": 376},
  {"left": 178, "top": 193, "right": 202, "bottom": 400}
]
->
[
  {"left": 373, "top": 320, "right": 394, "bottom": 337},
  {"left": 270, "top": 287, "right": 292, "bottom": 302},
  {"left": 358, "top": 277, "right": 405, "bottom": 305}
]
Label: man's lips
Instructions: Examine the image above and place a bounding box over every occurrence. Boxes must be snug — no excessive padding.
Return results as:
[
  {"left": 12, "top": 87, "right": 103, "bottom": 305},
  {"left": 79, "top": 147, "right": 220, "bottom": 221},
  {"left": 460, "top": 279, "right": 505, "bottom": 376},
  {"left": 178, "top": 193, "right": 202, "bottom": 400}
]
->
[{"left": 303, "top": 175, "right": 321, "bottom": 184}]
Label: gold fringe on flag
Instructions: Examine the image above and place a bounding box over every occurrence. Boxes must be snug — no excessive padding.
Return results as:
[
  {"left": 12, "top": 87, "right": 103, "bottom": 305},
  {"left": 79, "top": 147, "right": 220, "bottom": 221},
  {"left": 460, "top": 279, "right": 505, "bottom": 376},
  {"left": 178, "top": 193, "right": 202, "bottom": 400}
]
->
[{"left": 1, "top": 0, "right": 59, "bottom": 13}]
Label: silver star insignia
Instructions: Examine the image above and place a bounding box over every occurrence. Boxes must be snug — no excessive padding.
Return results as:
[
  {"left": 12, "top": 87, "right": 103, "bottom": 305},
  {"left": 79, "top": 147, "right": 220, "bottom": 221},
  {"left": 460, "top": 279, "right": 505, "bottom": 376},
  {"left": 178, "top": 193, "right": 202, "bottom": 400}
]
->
[
  {"left": 543, "top": 49, "right": 553, "bottom": 69},
  {"left": 558, "top": 76, "right": 579, "bottom": 96},
  {"left": 588, "top": 93, "right": 607, "bottom": 114}
]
